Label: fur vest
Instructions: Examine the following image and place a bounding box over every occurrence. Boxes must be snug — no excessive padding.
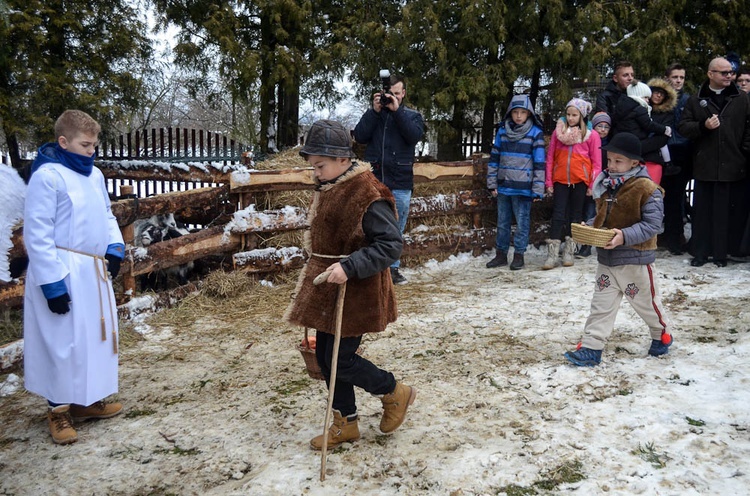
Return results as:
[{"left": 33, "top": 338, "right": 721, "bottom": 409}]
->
[
  {"left": 284, "top": 163, "right": 397, "bottom": 337},
  {"left": 594, "top": 177, "right": 663, "bottom": 251}
]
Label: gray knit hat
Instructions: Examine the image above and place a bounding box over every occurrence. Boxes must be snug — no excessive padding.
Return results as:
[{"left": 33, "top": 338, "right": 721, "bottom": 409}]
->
[{"left": 299, "top": 119, "right": 355, "bottom": 158}]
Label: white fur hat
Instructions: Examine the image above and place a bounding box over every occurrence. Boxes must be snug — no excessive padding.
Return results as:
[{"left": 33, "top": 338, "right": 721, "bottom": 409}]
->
[{"left": 627, "top": 81, "right": 652, "bottom": 99}]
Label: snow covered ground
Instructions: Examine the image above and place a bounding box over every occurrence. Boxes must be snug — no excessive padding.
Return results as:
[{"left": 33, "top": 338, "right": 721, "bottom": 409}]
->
[{"left": 1, "top": 247, "right": 749, "bottom": 495}]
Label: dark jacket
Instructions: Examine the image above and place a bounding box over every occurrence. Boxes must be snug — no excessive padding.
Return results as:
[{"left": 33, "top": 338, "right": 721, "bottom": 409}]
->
[
  {"left": 353, "top": 105, "right": 425, "bottom": 191},
  {"left": 611, "top": 96, "right": 668, "bottom": 141},
  {"left": 678, "top": 81, "right": 750, "bottom": 182},
  {"left": 595, "top": 80, "right": 626, "bottom": 117},
  {"left": 641, "top": 78, "right": 677, "bottom": 165}
]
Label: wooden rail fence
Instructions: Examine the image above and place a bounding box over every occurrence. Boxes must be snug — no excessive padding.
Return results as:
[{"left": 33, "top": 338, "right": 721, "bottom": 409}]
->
[{"left": 1, "top": 154, "right": 500, "bottom": 317}]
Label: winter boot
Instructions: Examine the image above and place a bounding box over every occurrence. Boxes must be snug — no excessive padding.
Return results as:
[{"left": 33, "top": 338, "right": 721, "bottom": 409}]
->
[
  {"left": 390, "top": 267, "right": 407, "bottom": 285},
  {"left": 486, "top": 249, "right": 507, "bottom": 268},
  {"left": 70, "top": 400, "right": 123, "bottom": 422},
  {"left": 310, "top": 410, "right": 360, "bottom": 450},
  {"left": 509, "top": 253, "right": 524, "bottom": 271},
  {"left": 648, "top": 334, "right": 673, "bottom": 357},
  {"left": 562, "top": 236, "right": 576, "bottom": 267},
  {"left": 48, "top": 405, "right": 78, "bottom": 445},
  {"left": 380, "top": 382, "right": 417, "bottom": 434},
  {"left": 564, "top": 346, "right": 602, "bottom": 367},
  {"left": 576, "top": 244, "right": 592, "bottom": 258},
  {"left": 542, "top": 239, "right": 561, "bottom": 270}
]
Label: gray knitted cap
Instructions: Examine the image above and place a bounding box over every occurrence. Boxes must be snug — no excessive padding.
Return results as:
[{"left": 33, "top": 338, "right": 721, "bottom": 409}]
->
[{"left": 299, "top": 119, "right": 355, "bottom": 158}]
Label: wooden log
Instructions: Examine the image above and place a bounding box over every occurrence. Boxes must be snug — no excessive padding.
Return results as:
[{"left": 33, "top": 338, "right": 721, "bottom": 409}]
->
[
  {"left": 110, "top": 185, "right": 233, "bottom": 226},
  {"left": 401, "top": 228, "right": 495, "bottom": 258},
  {"left": 408, "top": 190, "right": 494, "bottom": 219},
  {"left": 0, "top": 280, "right": 24, "bottom": 308},
  {"left": 226, "top": 206, "right": 309, "bottom": 234},
  {"left": 232, "top": 247, "right": 306, "bottom": 273},
  {"left": 127, "top": 226, "right": 241, "bottom": 276},
  {"left": 98, "top": 161, "right": 231, "bottom": 183},
  {"left": 413, "top": 161, "right": 474, "bottom": 183},
  {"left": 229, "top": 169, "right": 315, "bottom": 193}
]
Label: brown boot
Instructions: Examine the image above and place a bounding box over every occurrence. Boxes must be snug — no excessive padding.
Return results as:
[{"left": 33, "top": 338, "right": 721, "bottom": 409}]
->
[
  {"left": 310, "top": 410, "right": 360, "bottom": 450},
  {"left": 69, "top": 400, "right": 123, "bottom": 422},
  {"left": 380, "top": 382, "right": 417, "bottom": 433},
  {"left": 48, "top": 405, "right": 78, "bottom": 445}
]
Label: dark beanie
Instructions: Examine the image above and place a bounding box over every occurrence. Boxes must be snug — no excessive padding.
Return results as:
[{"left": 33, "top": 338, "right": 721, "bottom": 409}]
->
[{"left": 299, "top": 120, "right": 354, "bottom": 158}]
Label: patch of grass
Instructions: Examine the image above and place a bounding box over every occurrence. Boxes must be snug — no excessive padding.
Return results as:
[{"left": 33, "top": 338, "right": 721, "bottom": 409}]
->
[
  {"left": 155, "top": 446, "right": 200, "bottom": 456},
  {"left": 0, "top": 308, "right": 23, "bottom": 347},
  {"left": 124, "top": 408, "right": 157, "bottom": 419},
  {"left": 273, "top": 377, "right": 311, "bottom": 396},
  {"left": 686, "top": 416, "right": 705, "bottom": 427},
  {"left": 695, "top": 336, "right": 716, "bottom": 343},
  {"left": 634, "top": 442, "right": 668, "bottom": 469},
  {"left": 496, "top": 460, "right": 585, "bottom": 495}
]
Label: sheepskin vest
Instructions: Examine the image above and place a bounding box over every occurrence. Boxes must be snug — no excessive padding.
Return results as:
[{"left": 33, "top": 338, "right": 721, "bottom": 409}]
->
[
  {"left": 285, "top": 163, "right": 397, "bottom": 337},
  {"left": 594, "top": 177, "right": 663, "bottom": 251}
]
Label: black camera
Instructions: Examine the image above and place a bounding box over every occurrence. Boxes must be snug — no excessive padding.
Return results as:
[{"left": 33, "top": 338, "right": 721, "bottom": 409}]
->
[{"left": 379, "top": 69, "right": 393, "bottom": 107}]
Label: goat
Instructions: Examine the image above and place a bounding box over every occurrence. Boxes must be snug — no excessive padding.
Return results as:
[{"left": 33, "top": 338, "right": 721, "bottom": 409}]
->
[{"left": 133, "top": 214, "right": 195, "bottom": 291}]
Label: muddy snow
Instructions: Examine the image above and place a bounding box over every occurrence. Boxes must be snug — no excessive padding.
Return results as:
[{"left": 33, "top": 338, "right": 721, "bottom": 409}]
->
[{"left": 1, "top": 248, "right": 749, "bottom": 495}]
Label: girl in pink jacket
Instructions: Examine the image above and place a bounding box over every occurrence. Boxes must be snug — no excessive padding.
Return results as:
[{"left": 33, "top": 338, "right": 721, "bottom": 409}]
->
[{"left": 544, "top": 98, "right": 602, "bottom": 269}]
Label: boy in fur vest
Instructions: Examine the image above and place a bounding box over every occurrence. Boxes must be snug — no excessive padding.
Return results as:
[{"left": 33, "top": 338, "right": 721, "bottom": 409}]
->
[
  {"left": 564, "top": 132, "right": 674, "bottom": 367},
  {"left": 284, "top": 120, "right": 416, "bottom": 449}
]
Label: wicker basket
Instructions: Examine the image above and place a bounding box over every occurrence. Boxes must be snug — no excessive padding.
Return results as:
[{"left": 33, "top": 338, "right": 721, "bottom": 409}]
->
[
  {"left": 570, "top": 223, "right": 616, "bottom": 248},
  {"left": 296, "top": 328, "right": 364, "bottom": 381},
  {"left": 298, "top": 328, "right": 324, "bottom": 380}
]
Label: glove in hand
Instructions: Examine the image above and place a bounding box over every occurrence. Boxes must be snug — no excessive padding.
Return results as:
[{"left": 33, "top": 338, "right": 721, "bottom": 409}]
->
[
  {"left": 47, "top": 293, "right": 71, "bottom": 315},
  {"left": 105, "top": 254, "right": 122, "bottom": 279}
]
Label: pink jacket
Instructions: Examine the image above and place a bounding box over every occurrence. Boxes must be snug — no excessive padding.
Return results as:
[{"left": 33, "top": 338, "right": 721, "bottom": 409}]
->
[{"left": 545, "top": 121, "right": 602, "bottom": 189}]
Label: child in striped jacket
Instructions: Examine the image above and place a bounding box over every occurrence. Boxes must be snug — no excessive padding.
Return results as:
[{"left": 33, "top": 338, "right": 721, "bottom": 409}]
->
[{"left": 486, "top": 94, "right": 546, "bottom": 270}]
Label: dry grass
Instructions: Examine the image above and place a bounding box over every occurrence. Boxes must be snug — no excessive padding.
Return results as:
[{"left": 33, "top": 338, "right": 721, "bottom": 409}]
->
[{"left": 0, "top": 308, "right": 23, "bottom": 347}]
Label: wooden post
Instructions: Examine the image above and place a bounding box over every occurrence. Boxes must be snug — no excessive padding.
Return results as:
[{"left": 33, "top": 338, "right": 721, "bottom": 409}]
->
[{"left": 119, "top": 185, "right": 136, "bottom": 304}]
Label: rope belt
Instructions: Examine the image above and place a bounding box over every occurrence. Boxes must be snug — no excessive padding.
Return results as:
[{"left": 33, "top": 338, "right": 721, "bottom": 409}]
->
[{"left": 56, "top": 246, "right": 118, "bottom": 354}]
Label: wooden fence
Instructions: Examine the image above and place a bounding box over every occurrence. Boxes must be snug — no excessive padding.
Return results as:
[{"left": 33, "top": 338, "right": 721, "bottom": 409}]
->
[{"left": 1, "top": 154, "right": 501, "bottom": 317}]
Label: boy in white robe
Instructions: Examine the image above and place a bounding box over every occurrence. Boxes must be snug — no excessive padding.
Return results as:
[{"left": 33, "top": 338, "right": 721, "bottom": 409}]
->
[{"left": 23, "top": 110, "right": 124, "bottom": 444}]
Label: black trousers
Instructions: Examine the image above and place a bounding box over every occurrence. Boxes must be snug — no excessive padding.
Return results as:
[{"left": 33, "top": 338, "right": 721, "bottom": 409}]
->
[
  {"left": 550, "top": 182, "right": 588, "bottom": 240},
  {"left": 691, "top": 179, "right": 747, "bottom": 260},
  {"left": 315, "top": 331, "right": 396, "bottom": 417},
  {"left": 661, "top": 164, "right": 692, "bottom": 245}
]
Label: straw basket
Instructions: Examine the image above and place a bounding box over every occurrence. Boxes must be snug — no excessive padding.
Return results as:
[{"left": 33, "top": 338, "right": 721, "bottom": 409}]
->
[
  {"left": 570, "top": 223, "right": 616, "bottom": 248},
  {"left": 297, "top": 328, "right": 363, "bottom": 381}
]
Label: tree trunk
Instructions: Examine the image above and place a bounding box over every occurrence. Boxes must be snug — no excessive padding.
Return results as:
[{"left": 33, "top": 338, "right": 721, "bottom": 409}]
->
[
  {"left": 259, "top": 12, "right": 277, "bottom": 154},
  {"left": 278, "top": 75, "right": 300, "bottom": 149},
  {"left": 481, "top": 98, "right": 496, "bottom": 154}
]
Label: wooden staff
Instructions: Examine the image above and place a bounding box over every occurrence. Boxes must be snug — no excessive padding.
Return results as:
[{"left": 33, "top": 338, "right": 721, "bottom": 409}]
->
[{"left": 313, "top": 270, "right": 346, "bottom": 482}]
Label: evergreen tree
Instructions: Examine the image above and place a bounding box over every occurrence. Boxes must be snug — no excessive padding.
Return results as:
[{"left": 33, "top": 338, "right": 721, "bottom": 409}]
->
[{"left": 0, "top": 0, "right": 151, "bottom": 169}]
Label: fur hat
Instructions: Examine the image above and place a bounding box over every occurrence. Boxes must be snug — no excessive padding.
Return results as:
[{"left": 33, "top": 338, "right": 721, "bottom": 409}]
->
[
  {"left": 591, "top": 112, "right": 611, "bottom": 128},
  {"left": 601, "top": 132, "right": 643, "bottom": 161},
  {"left": 299, "top": 120, "right": 355, "bottom": 158},
  {"left": 565, "top": 98, "right": 592, "bottom": 118},
  {"left": 627, "top": 81, "right": 652, "bottom": 99}
]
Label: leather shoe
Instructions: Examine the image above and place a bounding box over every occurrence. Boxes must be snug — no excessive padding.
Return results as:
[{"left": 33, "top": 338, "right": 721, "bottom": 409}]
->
[{"left": 690, "top": 258, "right": 707, "bottom": 267}]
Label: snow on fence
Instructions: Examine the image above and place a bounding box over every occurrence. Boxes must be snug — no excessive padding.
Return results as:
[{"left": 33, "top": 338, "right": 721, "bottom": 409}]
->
[{"left": 0, "top": 154, "right": 497, "bottom": 319}]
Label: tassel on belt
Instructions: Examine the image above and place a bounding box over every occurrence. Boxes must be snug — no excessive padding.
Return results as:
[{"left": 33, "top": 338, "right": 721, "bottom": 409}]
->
[{"left": 56, "top": 246, "right": 118, "bottom": 354}]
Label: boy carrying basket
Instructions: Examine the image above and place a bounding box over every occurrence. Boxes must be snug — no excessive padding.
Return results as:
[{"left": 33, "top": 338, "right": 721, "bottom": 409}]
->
[{"left": 564, "top": 132, "right": 674, "bottom": 366}]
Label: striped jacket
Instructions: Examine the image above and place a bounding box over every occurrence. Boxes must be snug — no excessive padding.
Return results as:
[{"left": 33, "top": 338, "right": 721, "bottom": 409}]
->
[{"left": 486, "top": 122, "right": 546, "bottom": 198}]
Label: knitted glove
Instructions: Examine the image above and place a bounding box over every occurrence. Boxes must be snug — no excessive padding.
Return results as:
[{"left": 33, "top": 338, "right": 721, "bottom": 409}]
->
[
  {"left": 105, "top": 254, "right": 122, "bottom": 279},
  {"left": 47, "top": 293, "right": 71, "bottom": 315}
]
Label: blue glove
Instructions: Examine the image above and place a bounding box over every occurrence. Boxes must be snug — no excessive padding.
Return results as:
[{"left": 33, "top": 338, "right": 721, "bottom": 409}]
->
[{"left": 47, "top": 293, "right": 71, "bottom": 314}]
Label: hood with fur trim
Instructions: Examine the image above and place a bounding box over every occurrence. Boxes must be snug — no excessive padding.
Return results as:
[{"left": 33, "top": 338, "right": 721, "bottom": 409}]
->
[{"left": 646, "top": 78, "right": 678, "bottom": 113}]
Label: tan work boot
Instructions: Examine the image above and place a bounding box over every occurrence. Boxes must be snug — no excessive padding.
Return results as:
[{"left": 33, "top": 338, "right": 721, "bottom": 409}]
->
[
  {"left": 380, "top": 382, "right": 417, "bottom": 433},
  {"left": 310, "top": 410, "right": 360, "bottom": 450},
  {"left": 48, "top": 405, "right": 78, "bottom": 445},
  {"left": 70, "top": 400, "right": 123, "bottom": 422}
]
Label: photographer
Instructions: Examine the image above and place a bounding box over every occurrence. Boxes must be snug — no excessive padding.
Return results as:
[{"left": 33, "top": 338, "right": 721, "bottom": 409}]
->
[{"left": 354, "top": 72, "right": 425, "bottom": 284}]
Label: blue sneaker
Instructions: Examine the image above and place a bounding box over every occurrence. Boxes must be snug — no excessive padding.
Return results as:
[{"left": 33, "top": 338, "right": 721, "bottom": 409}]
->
[
  {"left": 564, "top": 347, "right": 602, "bottom": 367},
  {"left": 648, "top": 338, "right": 672, "bottom": 357}
]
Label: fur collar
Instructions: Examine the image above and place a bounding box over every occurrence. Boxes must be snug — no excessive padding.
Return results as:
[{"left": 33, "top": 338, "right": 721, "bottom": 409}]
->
[
  {"left": 316, "top": 161, "right": 371, "bottom": 192},
  {"left": 646, "top": 78, "right": 678, "bottom": 113}
]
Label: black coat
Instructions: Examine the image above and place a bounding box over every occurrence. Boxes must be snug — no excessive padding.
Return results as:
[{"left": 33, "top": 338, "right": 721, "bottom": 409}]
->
[
  {"left": 611, "top": 96, "right": 668, "bottom": 141},
  {"left": 678, "top": 81, "right": 750, "bottom": 182}
]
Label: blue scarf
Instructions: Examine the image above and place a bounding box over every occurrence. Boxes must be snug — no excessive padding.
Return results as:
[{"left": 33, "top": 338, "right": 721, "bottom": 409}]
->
[{"left": 30, "top": 143, "right": 95, "bottom": 177}]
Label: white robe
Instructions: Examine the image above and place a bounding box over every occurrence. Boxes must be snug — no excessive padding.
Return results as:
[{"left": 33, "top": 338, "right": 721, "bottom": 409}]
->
[{"left": 23, "top": 163, "right": 123, "bottom": 405}]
